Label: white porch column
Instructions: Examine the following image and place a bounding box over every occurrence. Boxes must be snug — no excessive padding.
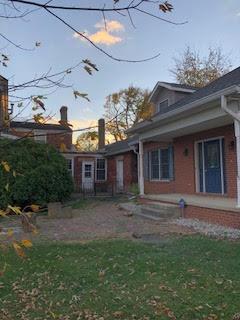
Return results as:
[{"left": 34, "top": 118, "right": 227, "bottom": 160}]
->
[
  {"left": 234, "top": 119, "right": 240, "bottom": 208},
  {"left": 138, "top": 139, "right": 144, "bottom": 196}
]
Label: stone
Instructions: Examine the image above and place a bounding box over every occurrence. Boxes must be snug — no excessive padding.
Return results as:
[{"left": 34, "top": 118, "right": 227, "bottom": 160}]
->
[
  {"left": 123, "top": 211, "right": 133, "bottom": 217},
  {"left": 48, "top": 203, "right": 73, "bottom": 219},
  {"left": 48, "top": 202, "right": 62, "bottom": 219}
]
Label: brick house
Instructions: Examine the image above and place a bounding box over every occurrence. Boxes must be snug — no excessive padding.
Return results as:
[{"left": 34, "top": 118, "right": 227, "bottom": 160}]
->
[
  {"left": 127, "top": 67, "right": 240, "bottom": 228},
  {"left": 0, "top": 75, "right": 137, "bottom": 194}
]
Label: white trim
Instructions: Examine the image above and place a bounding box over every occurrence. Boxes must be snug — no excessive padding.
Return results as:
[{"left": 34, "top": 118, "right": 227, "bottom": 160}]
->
[
  {"left": 149, "top": 148, "right": 171, "bottom": 181},
  {"left": 82, "top": 160, "right": 94, "bottom": 189},
  {"left": 95, "top": 158, "right": 107, "bottom": 182},
  {"left": 34, "top": 129, "right": 47, "bottom": 143},
  {"left": 195, "top": 137, "right": 225, "bottom": 195},
  {"left": 157, "top": 98, "right": 169, "bottom": 113},
  {"left": 128, "top": 85, "right": 240, "bottom": 135},
  {"left": 149, "top": 82, "right": 196, "bottom": 101},
  {"left": 64, "top": 156, "right": 74, "bottom": 177}
]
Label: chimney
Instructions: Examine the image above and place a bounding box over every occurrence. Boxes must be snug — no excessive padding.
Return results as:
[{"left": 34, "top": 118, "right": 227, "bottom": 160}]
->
[
  {"left": 0, "top": 76, "right": 9, "bottom": 132},
  {"left": 98, "top": 118, "right": 105, "bottom": 149},
  {"left": 59, "top": 106, "right": 68, "bottom": 126}
]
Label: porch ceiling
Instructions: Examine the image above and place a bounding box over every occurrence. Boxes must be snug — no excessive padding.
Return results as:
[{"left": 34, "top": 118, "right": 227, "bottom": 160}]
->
[{"left": 142, "top": 194, "right": 240, "bottom": 213}]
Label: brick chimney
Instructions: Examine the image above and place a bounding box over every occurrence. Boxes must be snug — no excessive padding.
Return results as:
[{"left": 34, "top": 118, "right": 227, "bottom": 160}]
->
[
  {"left": 0, "top": 76, "right": 9, "bottom": 132},
  {"left": 59, "top": 106, "right": 68, "bottom": 126},
  {"left": 98, "top": 118, "right": 105, "bottom": 149}
]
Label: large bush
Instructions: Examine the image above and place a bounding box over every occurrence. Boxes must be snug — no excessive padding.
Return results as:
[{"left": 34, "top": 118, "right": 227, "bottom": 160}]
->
[{"left": 0, "top": 138, "right": 74, "bottom": 209}]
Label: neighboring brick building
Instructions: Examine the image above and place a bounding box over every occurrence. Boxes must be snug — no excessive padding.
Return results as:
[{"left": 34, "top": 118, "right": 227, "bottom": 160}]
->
[
  {"left": 104, "top": 137, "right": 138, "bottom": 193},
  {"left": 0, "top": 75, "right": 137, "bottom": 194},
  {"left": 128, "top": 67, "right": 240, "bottom": 228}
]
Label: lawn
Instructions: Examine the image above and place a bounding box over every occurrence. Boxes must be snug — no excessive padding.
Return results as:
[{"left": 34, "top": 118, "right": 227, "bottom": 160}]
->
[{"left": 0, "top": 236, "right": 240, "bottom": 320}]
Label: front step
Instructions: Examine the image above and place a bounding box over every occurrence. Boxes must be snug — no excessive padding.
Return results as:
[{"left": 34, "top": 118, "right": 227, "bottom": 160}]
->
[
  {"left": 119, "top": 201, "right": 180, "bottom": 221},
  {"left": 140, "top": 202, "right": 180, "bottom": 219}
]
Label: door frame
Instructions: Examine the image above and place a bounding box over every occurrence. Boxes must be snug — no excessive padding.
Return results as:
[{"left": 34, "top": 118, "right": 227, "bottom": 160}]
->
[
  {"left": 82, "top": 160, "right": 94, "bottom": 190},
  {"left": 194, "top": 136, "right": 225, "bottom": 195},
  {"left": 116, "top": 158, "right": 124, "bottom": 192}
]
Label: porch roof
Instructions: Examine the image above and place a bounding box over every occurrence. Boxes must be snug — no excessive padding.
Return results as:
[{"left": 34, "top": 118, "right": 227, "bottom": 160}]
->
[
  {"left": 142, "top": 193, "right": 240, "bottom": 213},
  {"left": 128, "top": 66, "right": 240, "bottom": 137}
]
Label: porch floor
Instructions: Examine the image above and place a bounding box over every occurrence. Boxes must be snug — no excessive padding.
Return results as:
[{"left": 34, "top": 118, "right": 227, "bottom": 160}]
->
[{"left": 142, "top": 193, "right": 240, "bottom": 213}]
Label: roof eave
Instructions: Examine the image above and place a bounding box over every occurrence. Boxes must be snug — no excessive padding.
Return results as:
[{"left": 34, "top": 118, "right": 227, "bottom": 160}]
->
[
  {"left": 149, "top": 81, "right": 195, "bottom": 102},
  {"left": 127, "top": 85, "right": 240, "bottom": 135}
]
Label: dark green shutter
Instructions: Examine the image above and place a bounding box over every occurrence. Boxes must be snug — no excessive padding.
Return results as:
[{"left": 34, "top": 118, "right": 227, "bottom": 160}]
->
[
  {"left": 143, "top": 152, "right": 150, "bottom": 180},
  {"left": 168, "top": 146, "right": 174, "bottom": 180}
]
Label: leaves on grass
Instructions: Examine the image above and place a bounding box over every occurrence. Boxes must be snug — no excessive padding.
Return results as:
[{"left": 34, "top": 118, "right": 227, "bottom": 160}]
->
[
  {"left": 12, "top": 242, "right": 26, "bottom": 258},
  {"left": 21, "top": 239, "right": 33, "bottom": 248}
]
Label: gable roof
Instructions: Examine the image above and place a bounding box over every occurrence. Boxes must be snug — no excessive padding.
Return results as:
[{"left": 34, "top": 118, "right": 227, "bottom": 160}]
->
[
  {"left": 149, "top": 81, "right": 196, "bottom": 101},
  {"left": 160, "top": 82, "right": 197, "bottom": 91},
  {"left": 163, "top": 66, "right": 240, "bottom": 114},
  {"left": 104, "top": 135, "right": 138, "bottom": 156},
  {"left": 10, "top": 121, "right": 72, "bottom": 132},
  {"left": 128, "top": 66, "right": 240, "bottom": 134}
]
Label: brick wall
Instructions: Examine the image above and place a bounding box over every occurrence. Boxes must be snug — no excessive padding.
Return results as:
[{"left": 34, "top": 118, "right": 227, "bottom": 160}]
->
[
  {"left": 143, "top": 124, "right": 237, "bottom": 198},
  {"left": 9, "top": 128, "right": 73, "bottom": 150},
  {"left": 107, "top": 151, "right": 138, "bottom": 192},
  {"left": 184, "top": 205, "right": 240, "bottom": 229},
  {"left": 47, "top": 132, "right": 72, "bottom": 150}
]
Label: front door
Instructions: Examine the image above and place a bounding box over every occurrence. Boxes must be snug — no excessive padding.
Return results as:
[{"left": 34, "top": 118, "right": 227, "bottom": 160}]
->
[
  {"left": 198, "top": 139, "right": 225, "bottom": 194},
  {"left": 116, "top": 159, "right": 124, "bottom": 192},
  {"left": 82, "top": 161, "right": 94, "bottom": 191}
]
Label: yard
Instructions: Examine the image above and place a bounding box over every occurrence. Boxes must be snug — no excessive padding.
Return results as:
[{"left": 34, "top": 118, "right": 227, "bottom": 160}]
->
[{"left": 1, "top": 236, "right": 240, "bottom": 320}]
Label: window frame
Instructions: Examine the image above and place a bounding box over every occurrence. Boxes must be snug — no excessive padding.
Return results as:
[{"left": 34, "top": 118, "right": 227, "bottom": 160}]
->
[
  {"left": 34, "top": 129, "right": 47, "bottom": 143},
  {"left": 150, "top": 148, "right": 171, "bottom": 181},
  {"left": 66, "top": 158, "right": 74, "bottom": 177},
  {"left": 95, "top": 158, "right": 107, "bottom": 182},
  {"left": 157, "top": 99, "right": 169, "bottom": 113}
]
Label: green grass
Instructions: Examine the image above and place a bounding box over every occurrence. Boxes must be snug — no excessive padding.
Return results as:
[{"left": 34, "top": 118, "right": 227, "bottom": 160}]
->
[
  {"left": 71, "top": 198, "right": 92, "bottom": 209},
  {"left": 1, "top": 237, "right": 240, "bottom": 319}
]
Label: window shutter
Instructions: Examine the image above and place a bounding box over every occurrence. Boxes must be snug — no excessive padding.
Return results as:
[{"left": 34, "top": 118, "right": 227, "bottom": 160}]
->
[
  {"left": 168, "top": 146, "right": 174, "bottom": 180},
  {"left": 143, "top": 152, "right": 149, "bottom": 180}
]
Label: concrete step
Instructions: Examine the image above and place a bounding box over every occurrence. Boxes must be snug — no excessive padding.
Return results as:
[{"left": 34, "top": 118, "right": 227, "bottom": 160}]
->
[
  {"left": 133, "top": 211, "right": 168, "bottom": 221},
  {"left": 118, "top": 202, "right": 180, "bottom": 221},
  {"left": 140, "top": 202, "right": 180, "bottom": 219}
]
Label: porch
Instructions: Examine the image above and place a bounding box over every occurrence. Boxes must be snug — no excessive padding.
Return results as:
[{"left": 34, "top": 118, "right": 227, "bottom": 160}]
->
[{"left": 142, "top": 193, "right": 240, "bottom": 213}]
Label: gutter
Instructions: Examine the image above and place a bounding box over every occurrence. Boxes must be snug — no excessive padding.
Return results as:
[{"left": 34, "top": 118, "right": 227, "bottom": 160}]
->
[
  {"left": 128, "top": 85, "right": 240, "bottom": 135},
  {"left": 221, "top": 86, "right": 240, "bottom": 121}
]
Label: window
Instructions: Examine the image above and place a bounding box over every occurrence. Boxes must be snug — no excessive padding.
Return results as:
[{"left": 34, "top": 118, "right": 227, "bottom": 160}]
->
[
  {"left": 85, "top": 164, "right": 92, "bottom": 178},
  {"left": 96, "top": 158, "right": 106, "bottom": 181},
  {"left": 157, "top": 99, "right": 169, "bottom": 113},
  {"left": 66, "top": 158, "right": 73, "bottom": 176},
  {"left": 150, "top": 148, "right": 172, "bottom": 180},
  {"left": 34, "top": 130, "right": 47, "bottom": 143}
]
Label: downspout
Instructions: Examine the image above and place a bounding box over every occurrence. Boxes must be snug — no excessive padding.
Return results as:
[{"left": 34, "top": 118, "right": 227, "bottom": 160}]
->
[{"left": 221, "top": 94, "right": 240, "bottom": 208}]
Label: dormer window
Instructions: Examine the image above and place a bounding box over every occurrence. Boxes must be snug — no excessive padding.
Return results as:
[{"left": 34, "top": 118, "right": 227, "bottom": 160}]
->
[{"left": 157, "top": 99, "right": 169, "bottom": 113}]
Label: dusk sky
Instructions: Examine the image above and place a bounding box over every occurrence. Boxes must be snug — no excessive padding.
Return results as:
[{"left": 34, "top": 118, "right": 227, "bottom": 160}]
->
[{"left": 1, "top": 0, "right": 240, "bottom": 137}]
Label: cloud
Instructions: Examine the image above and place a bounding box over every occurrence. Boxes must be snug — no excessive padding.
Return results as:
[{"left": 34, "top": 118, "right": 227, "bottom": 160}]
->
[
  {"left": 237, "top": 12, "right": 240, "bottom": 16},
  {"left": 74, "top": 19, "right": 125, "bottom": 46}
]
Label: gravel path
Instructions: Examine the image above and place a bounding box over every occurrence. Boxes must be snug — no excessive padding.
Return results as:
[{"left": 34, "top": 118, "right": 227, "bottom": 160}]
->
[
  {"left": 0, "top": 200, "right": 194, "bottom": 243},
  {"left": 174, "top": 218, "right": 240, "bottom": 239}
]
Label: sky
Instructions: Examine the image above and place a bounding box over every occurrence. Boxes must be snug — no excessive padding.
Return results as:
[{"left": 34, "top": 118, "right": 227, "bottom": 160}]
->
[{"left": 1, "top": 0, "right": 240, "bottom": 139}]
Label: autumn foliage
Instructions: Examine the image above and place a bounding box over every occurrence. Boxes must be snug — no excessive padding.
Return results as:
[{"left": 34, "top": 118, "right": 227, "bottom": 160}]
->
[{"left": 0, "top": 138, "right": 73, "bottom": 209}]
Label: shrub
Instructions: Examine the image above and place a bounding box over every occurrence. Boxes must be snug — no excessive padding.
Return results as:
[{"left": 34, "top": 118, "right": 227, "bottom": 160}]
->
[
  {"left": 128, "top": 183, "right": 139, "bottom": 195},
  {"left": 0, "top": 138, "right": 74, "bottom": 209}
]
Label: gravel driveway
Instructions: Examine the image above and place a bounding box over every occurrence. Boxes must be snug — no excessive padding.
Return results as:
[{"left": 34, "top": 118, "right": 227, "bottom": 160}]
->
[{"left": 0, "top": 199, "right": 194, "bottom": 243}]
